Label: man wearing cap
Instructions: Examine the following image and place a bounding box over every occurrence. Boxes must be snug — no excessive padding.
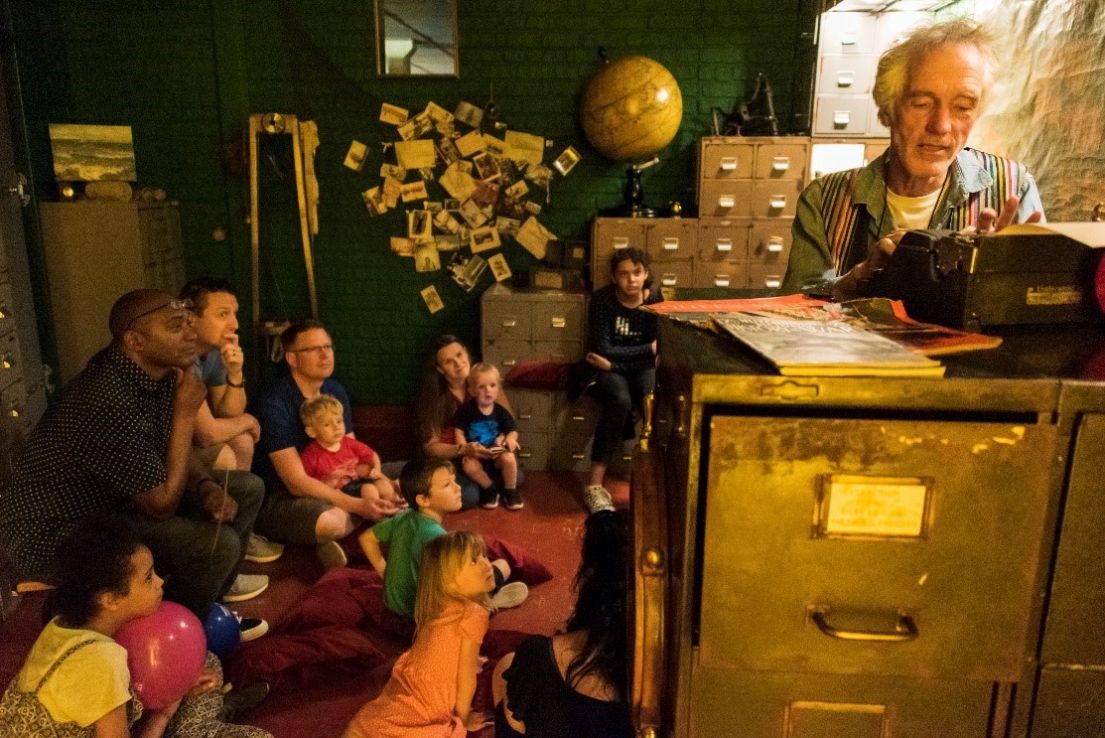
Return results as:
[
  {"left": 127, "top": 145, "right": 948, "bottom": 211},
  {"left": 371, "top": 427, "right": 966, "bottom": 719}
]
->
[{"left": 0, "top": 289, "right": 268, "bottom": 620}]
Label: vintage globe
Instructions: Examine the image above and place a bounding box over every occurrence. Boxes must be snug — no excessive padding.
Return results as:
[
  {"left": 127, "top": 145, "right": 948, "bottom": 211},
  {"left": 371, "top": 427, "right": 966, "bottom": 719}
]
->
[{"left": 580, "top": 55, "right": 683, "bottom": 163}]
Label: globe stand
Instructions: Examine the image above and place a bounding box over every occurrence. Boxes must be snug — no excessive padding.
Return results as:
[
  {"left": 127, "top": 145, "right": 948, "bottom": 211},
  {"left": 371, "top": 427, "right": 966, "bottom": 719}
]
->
[{"left": 600, "top": 159, "right": 660, "bottom": 218}]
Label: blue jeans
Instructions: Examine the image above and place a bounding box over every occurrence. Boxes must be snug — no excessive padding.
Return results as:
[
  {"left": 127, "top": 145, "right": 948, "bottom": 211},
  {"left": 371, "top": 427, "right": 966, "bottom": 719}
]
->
[{"left": 591, "top": 367, "right": 656, "bottom": 464}]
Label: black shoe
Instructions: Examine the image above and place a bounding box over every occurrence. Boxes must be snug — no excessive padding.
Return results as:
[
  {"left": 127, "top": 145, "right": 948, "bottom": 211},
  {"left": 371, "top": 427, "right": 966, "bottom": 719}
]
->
[
  {"left": 479, "top": 486, "right": 499, "bottom": 509},
  {"left": 502, "top": 488, "right": 523, "bottom": 510},
  {"left": 219, "top": 680, "right": 271, "bottom": 721}
]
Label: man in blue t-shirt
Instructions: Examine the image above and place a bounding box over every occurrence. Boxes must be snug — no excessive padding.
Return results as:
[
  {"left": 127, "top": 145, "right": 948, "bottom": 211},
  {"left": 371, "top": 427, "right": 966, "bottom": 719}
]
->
[{"left": 252, "top": 320, "right": 398, "bottom": 567}]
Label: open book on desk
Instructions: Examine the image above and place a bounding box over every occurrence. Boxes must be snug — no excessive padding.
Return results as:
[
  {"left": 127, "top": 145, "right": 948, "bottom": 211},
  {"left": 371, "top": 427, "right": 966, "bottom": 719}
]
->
[{"left": 711, "top": 311, "right": 947, "bottom": 377}]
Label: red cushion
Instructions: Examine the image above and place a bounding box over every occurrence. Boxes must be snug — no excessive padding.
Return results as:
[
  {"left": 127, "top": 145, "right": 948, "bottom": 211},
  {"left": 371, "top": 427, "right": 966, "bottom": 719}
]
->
[
  {"left": 484, "top": 534, "right": 554, "bottom": 585},
  {"left": 505, "top": 360, "right": 572, "bottom": 390}
]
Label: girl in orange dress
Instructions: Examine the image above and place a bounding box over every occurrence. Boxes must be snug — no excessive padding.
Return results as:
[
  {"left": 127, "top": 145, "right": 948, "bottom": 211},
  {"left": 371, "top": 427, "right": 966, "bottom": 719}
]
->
[{"left": 342, "top": 531, "right": 495, "bottom": 738}]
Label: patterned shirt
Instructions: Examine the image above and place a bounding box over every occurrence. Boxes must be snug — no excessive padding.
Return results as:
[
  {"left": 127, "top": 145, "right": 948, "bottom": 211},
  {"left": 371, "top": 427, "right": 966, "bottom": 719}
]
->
[
  {"left": 587, "top": 284, "right": 663, "bottom": 374},
  {"left": 0, "top": 345, "right": 175, "bottom": 582},
  {"left": 782, "top": 147, "right": 1045, "bottom": 293}
]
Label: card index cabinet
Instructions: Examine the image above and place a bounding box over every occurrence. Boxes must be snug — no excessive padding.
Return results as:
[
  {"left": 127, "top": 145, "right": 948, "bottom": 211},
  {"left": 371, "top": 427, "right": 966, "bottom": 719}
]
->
[{"left": 629, "top": 319, "right": 1105, "bottom": 738}]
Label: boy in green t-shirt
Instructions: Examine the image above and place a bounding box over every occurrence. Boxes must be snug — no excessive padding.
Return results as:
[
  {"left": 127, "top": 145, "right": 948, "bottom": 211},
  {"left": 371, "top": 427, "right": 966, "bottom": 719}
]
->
[{"left": 359, "top": 458, "right": 527, "bottom": 619}]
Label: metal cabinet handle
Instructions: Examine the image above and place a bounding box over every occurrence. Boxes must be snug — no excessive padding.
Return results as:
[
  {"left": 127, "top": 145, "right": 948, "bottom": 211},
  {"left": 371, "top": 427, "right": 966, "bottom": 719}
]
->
[
  {"left": 501, "top": 318, "right": 518, "bottom": 328},
  {"left": 809, "top": 606, "right": 918, "bottom": 642}
]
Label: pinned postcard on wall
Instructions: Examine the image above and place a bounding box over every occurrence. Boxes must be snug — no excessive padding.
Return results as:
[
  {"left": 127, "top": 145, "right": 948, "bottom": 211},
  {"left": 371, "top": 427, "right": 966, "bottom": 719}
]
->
[
  {"left": 469, "top": 225, "right": 501, "bottom": 253},
  {"left": 505, "top": 131, "right": 545, "bottom": 166},
  {"left": 524, "top": 200, "right": 542, "bottom": 215},
  {"left": 380, "top": 163, "right": 406, "bottom": 181},
  {"left": 400, "top": 180, "right": 429, "bottom": 203},
  {"left": 434, "top": 209, "right": 463, "bottom": 234},
  {"left": 454, "top": 100, "right": 484, "bottom": 129},
  {"left": 380, "top": 103, "right": 409, "bottom": 125},
  {"left": 397, "top": 111, "right": 433, "bottom": 141},
  {"left": 437, "top": 137, "right": 461, "bottom": 165},
  {"left": 362, "top": 187, "right": 387, "bottom": 216},
  {"left": 487, "top": 253, "right": 512, "bottom": 282},
  {"left": 395, "top": 139, "right": 436, "bottom": 170},
  {"left": 505, "top": 180, "right": 529, "bottom": 199},
  {"left": 390, "top": 236, "right": 414, "bottom": 257},
  {"left": 344, "top": 140, "right": 367, "bottom": 171},
  {"left": 420, "top": 285, "right": 444, "bottom": 314},
  {"left": 515, "top": 216, "right": 556, "bottom": 259},
  {"left": 553, "top": 146, "right": 581, "bottom": 176},
  {"left": 414, "top": 241, "right": 441, "bottom": 272},
  {"left": 449, "top": 254, "right": 487, "bottom": 292},
  {"left": 473, "top": 152, "right": 501, "bottom": 181},
  {"left": 469, "top": 180, "right": 500, "bottom": 208},
  {"left": 525, "top": 163, "right": 553, "bottom": 188},
  {"left": 382, "top": 176, "right": 403, "bottom": 208},
  {"left": 459, "top": 198, "right": 490, "bottom": 228},
  {"left": 454, "top": 131, "right": 486, "bottom": 158},
  {"left": 482, "top": 134, "right": 508, "bottom": 159},
  {"left": 423, "top": 200, "right": 443, "bottom": 213},
  {"left": 495, "top": 217, "right": 521, "bottom": 236},
  {"left": 424, "top": 101, "right": 454, "bottom": 125},
  {"left": 436, "top": 234, "right": 462, "bottom": 251},
  {"left": 408, "top": 209, "right": 433, "bottom": 241},
  {"left": 439, "top": 162, "right": 476, "bottom": 201}
]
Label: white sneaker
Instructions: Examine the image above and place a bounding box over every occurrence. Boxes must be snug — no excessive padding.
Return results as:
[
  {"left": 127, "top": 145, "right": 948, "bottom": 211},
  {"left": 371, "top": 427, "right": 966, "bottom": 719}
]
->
[
  {"left": 583, "top": 484, "right": 614, "bottom": 513},
  {"left": 244, "top": 533, "right": 284, "bottom": 564},
  {"left": 489, "top": 581, "right": 528, "bottom": 610},
  {"left": 235, "top": 614, "right": 269, "bottom": 642},
  {"left": 316, "top": 540, "right": 348, "bottom": 570},
  {"left": 221, "top": 573, "right": 269, "bottom": 603}
]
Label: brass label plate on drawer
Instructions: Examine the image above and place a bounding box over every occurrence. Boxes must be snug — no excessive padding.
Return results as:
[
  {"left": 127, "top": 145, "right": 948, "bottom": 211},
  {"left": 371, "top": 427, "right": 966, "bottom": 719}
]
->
[{"left": 816, "top": 474, "right": 931, "bottom": 539}]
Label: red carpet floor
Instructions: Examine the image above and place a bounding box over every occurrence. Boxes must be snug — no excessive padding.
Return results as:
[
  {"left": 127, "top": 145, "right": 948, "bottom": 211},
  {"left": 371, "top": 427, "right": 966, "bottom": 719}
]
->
[{"left": 0, "top": 471, "right": 630, "bottom": 738}]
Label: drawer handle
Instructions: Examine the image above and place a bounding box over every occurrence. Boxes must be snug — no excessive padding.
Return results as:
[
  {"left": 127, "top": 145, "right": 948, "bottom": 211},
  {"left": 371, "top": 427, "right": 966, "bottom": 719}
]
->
[
  {"left": 661, "top": 273, "right": 678, "bottom": 287},
  {"left": 833, "top": 110, "right": 852, "bottom": 126},
  {"left": 501, "top": 318, "right": 517, "bottom": 328},
  {"left": 762, "top": 277, "right": 782, "bottom": 289},
  {"left": 0, "top": 306, "right": 9, "bottom": 319},
  {"left": 518, "top": 451, "right": 532, "bottom": 459},
  {"left": 1, "top": 353, "right": 13, "bottom": 370},
  {"left": 717, "top": 195, "right": 736, "bottom": 209},
  {"left": 661, "top": 237, "right": 679, "bottom": 251},
  {"left": 769, "top": 195, "right": 788, "bottom": 210},
  {"left": 836, "top": 71, "right": 855, "bottom": 88},
  {"left": 518, "top": 413, "right": 532, "bottom": 420},
  {"left": 572, "top": 414, "right": 586, "bottom": 422},
  {"left": 8, "top": 404, "right": 21, "bottom": 419},
  {"left": 714, "top": 239, "right": 732, "bottom": 252},
  {"left": 571, "top": 452, "right": 586, "bottom": 460},
  {"left": 809, "top": 606, "right": 918, "bottom": 643},
  {"left": 841, "top": 31, "right": 857, "bottom": 46},
  {"left": 612, "top": 237, "right": 629, "bottom": 248},
  {"left": 771, "top": 156, "right": 790, "bottom": 171},
  {"left": 719, "top": 156, "right": 738, "bottom": 171},
  {"left": 713, "top": 275, "right": 731, "bottom": 287},
  {"left": 503, "top": 359, "right": 517, "bottom": 367},
  {"left": 767, "top": 236, "right": 785, "bottom": 252},
  {"left": 551, "top": 316, "right": 566, "bottom": 329}
]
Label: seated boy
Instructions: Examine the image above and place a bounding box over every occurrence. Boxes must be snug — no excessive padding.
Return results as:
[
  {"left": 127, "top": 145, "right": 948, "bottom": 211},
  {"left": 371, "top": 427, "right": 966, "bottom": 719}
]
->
[
  {"left": 359, "top": 458, "right": 527, "bottom": 620},
  {"left": 453, "top": 362, "right": 522, "bottom": 511},
  {"left": 299, "top": 394, "right": 404, "bottom": 509}
]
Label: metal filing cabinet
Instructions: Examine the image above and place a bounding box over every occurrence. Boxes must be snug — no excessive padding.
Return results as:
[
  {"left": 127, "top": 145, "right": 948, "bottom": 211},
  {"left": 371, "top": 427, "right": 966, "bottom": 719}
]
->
[
  {"left": 39, "top": 201, "right": 184, "bottom": 384},
  {"left": 591, "top": 217, "right": 698, "bottom": 293},
  {"left": 630, "top": 319, "right": 1105, "bottom": 738}
]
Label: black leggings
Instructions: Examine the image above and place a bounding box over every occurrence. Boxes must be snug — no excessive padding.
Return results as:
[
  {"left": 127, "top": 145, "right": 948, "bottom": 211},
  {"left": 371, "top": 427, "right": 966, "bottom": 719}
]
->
[{"left": 590, "top": 367, "right": 655, "bottom": 464}]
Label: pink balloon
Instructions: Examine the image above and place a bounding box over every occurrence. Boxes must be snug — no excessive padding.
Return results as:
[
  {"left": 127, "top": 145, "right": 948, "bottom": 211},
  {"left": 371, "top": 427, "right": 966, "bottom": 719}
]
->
[{"left": 115, "top": 601, "right": 206, "bottom": 710}]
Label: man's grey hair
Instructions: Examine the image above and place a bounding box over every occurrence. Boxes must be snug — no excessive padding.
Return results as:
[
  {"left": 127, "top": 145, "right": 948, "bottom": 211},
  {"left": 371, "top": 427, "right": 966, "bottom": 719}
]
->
[{"left": 872, "top": 17, "right": 996, "bottom": 125}]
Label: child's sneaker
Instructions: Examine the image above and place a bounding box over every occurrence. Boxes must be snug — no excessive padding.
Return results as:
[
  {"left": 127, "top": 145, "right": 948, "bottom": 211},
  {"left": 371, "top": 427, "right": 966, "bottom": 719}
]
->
[
  {"left": 489, "top": 581, "right": 528, "bottom": 610},
  {"left": 501, "top": 488, "right": 523, "bottom": 510},
  {"left": 244, "top": 533, "right": 284, "bottom": 564},
  {"left": 583, "top": 484, "right": 614, "bottom": 513},
  {"left": 316, "top": 540, "right": 348, "bottom": 570},
  {"left": 479, "top": 485, "right": 499, "bottom": 509}
]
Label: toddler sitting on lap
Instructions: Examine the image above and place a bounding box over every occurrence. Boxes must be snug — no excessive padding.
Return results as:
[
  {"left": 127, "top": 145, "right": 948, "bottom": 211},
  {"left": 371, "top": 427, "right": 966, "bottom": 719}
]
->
[
  {"left": 299, "top": 394, "right": 404, "bottom": 509},
  {"left": 453, "top": 363, "right": 522, "bottom": 511}
]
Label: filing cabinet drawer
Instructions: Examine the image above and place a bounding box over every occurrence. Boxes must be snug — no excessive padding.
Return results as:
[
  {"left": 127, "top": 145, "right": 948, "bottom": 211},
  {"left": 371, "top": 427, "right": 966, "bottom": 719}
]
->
[
  {"left": 819, "top": 11, "right": 877, "bottom": 55},
  {"left": 700, "top": 141, "right": 754, "bottom": 180},
  {"left": 694, "top": 264, "right": 747, "bottom": 289},
  {"left": 818, "top": 54, "right": 876, "bottom": 95},
  {"left": 509, "top": 388, "right": 560, "bottom": 433},
  {"left": 647, "top": 220, "right": 697, "bottom": 261},
  {"left": 592, "top": 218, "right": 645, "bottom": 254},
  {"left": 813, "top": 94, "right": 871, "bottom": 136},
  {"left": 516, "top": 431, "right": 551, "bottom": 471},
  {"left": 0, "top": 379, "right": 28, "bottom": 435},
  {"left": 754, "top": 143, "right": 809, "bottom": 181},
  {"left": 532, "top": 339, "right": 582, "bottom": 363},
  {"left": 0, "top": 331, "right": 23, "bottom": 390},
  {"left": 698, "top": 221, "right": 750, "bottom": 262},
  {"left": 749, "top": 221, "right": 792, "bottom": 264},
  {"left": 0, "top": 283, "right": 14, "bottom": 336},
  {"left": 750, "top": 180, "right": 801, "bottom": 218},
  {"left": 699, "top": 180, "right": 752, "bottom": 218},
  {"left": 532, "top": 299, "right": 585, "bottom": 344},
  {"left": 745, "top": 262, "right": 785, "bottom": 291},
  {"left": 651, "top": 260, "right": 695, "bottom": 291},
  {"left": 482, "top": 301, "right": 532, "bottom": 342},
  {"left": 482, "top": 339, "right": 531, "bottom": 371}
]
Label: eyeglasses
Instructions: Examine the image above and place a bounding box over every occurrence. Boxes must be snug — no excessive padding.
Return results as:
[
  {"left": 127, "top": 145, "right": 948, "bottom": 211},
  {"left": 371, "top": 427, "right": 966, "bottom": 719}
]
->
[
  {"left": 124, "top": 298, "right": 194, "bottom": 332},
  {"left": 288, "top": 343, "right": 334, "bottom": 355}
]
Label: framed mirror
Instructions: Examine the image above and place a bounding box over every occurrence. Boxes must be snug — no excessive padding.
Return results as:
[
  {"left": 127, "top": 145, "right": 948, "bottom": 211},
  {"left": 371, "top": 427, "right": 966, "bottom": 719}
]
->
[{"left": 374, "top": 0, "right": 459, "bottom": 78}]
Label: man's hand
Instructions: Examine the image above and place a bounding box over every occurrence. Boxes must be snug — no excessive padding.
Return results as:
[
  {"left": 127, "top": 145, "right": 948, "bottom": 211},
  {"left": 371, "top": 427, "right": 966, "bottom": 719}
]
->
[
  {"left": 220, "top": 334, "right": 245, "bottom": 381},
  {"left": 199, "top": 479, "right": 238, "bottom": 523},
  {"left": 972, "top": 195, "right": 1044, "bottom": 234},
  {"left": 173, "top": 367, "right": 209, "bottom": 416},
  {"left": 585, "top": 352, "right": 613, "bottom": 371},
  {"left": 244, "top": 413, "right": 261, "bottom": 442},
  {"left": 354, "top": 495, "right": 400, "bottom": 521}
]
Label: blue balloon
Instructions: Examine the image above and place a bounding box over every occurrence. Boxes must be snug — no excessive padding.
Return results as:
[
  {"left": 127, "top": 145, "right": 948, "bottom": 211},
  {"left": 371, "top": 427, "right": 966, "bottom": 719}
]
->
[{"left": 203, "top": 603, "right": 241, "bottom": 659}]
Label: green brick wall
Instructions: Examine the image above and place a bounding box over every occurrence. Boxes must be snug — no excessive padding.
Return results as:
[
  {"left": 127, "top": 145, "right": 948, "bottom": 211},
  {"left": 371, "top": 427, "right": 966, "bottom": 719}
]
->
[{"left": 13, "top": 0, "right": 802, "bottom": 403}]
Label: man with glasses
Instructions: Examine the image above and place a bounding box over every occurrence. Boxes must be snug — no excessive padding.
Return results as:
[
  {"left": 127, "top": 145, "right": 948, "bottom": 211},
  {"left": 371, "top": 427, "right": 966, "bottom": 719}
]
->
[
  {"left": 0, "top": 289, "right": 268, "bottom": 627},
  {"left": 252, "top": 320, "right": 398, "bottom": 569}
]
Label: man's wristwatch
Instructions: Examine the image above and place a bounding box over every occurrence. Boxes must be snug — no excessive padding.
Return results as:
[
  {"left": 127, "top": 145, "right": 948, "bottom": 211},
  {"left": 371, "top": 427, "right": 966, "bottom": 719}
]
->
[{"left": 226, "top": 378, "right": 245, "bottom": 388}]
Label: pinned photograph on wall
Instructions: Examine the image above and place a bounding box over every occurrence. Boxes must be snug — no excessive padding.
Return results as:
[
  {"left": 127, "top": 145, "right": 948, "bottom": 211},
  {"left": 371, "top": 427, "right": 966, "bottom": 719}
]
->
[
  {"left": 524, "top": 200, "right": 542, "bottom": 215},
  {"left": 434, "top": 209, "right": 463, "bottom": 234},
  {"left": 459, "top": 198, "right": 490, "bottom": 228},
  {"left": 408, "top": 209, "right": 433, "bottom": 241},
  {"left": 436, "top": 234, "right": 461, "bottom": 252},
  {"left": 487, "top": 253, "right": 512, "bottom": 282},
  {"left": 419, "top": 167, "right": 437, "bottom": 181},
  {"left": 470, "top": 179, "right": 500, "bottom": 208},
  {"left": 420, "top": 285, "right": 445, "bottom": 314},
  {"left": 390, "top": 236, "right": 414, "bottom": 257},
  {"left": 505, "top": 180, "right": 529, "bottom": 199},
  {"left": 525, "top": 163, "right": 553, "bottom": 188},
  {"left": 515, "top": 216, "right": 556, "bottom": 259},
  {"left": 397, "top": 111, "right": 433, "bottom": 141},
  {"left": 422, "top": 200, "right": 443, "bottom": 213},
  {"left": 440, "top": 162, "right": 476, "bottom": 201},
  {"left": 400, "top": 180, "right": 429, "bottom": 203},
  {"left": 437, "top": 137, "right": 461, "bottom": 165},
  {"left": 504, "top": 130, "right": 545, "bottom": 166},
  {"left": 395, "top": 139, "right": 436, "bottom": 170},
  {"left": 553, "top": 146, "right": 581, "bottom": 176},
  {"left": 443, "top": 198, "right": 461, "bottom": 211},
  {"left": 495, "top": 217, "right": 521, "bottom": 236},
  {"left": 454, "top": 100, "right": 484, "bottom": 128},
  {"left": 424, "top": 101, "right": 454, "bottom": 125},
  {"left": 473, "top": 152, "right": 501, "bottom": 181},
  {"left": 414, "top": 241, "right": 441, "bottom": 272},
  {"left": 362, "top": 186, "right": 387, "bottom": 216},
  {"left": 380, "top": 163, "right": 406, "bottom": 181},
  {"left": 448, "top": 253, "right": 488, "bottom": 292},
  {"left": 455, "top": 130, "right": 486, "bottom": 158},
  {"left": 380, "top": 103, "right": 409, "bottom": 125},
  {"left": 382, "top": 176, "right": 403, "bottom": 207},
  {"left": 344, "top": 140, "right": 367, "bottom": 171},
  {"left": 49, "top": 124, "right": 137, "bottom": 182},
  {"left": 469, "top": 225, "right": 501, "bottom": 253},
  {"left": 482, "top": 135, "right": 508, "bottom": 159}
]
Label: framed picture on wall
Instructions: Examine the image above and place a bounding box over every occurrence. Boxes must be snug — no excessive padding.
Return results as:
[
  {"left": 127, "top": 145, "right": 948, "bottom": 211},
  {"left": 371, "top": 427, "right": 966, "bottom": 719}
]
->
[{"left": 375, "top": 0, "right": 459, "bottom": 78}]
